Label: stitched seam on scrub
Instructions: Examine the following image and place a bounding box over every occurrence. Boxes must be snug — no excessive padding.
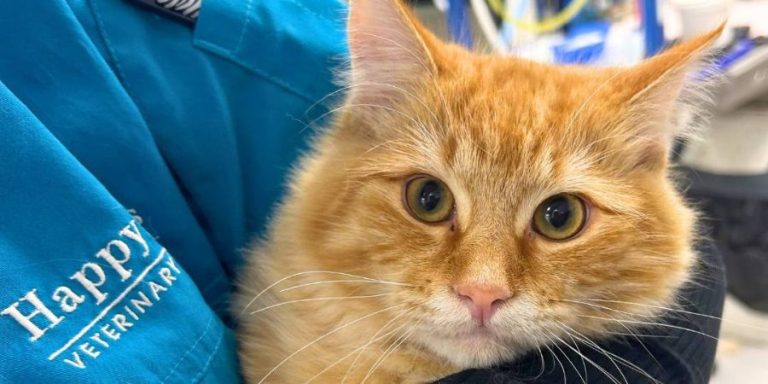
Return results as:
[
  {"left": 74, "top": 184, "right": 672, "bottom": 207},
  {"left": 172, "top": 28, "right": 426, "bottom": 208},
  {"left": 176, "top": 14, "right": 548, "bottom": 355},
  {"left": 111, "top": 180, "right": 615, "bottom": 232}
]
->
[
  {"left": 191, "top": 321, "right": 226, "bottom": 383},
  {"left": 87, "top": 0, "right": 139, "bottom": 118},
  {"left": 284, "top": 0, "right": 334, "bottom": 24},
  {"left": 160, "top": 313, "right": 216, "bottom": 384},
  {"left": 194, "top": 40, "right": 316, "bottom": 103},
  {"left": 232, "top": 0, "right": 255, "bottom": 55},
  {"left": 86, "top": 0, "right": 183, "bottom": 191}
]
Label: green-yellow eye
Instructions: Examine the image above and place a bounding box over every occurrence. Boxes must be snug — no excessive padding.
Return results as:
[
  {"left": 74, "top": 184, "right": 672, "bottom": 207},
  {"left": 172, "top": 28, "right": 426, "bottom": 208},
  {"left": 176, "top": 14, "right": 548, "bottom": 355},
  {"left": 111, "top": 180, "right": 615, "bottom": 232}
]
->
[
  {"left": 532, "top": 193, "right": 587, "bottom": 240},
  {"left": 404, "top": 175, "right": 455, "bottom": 223}
]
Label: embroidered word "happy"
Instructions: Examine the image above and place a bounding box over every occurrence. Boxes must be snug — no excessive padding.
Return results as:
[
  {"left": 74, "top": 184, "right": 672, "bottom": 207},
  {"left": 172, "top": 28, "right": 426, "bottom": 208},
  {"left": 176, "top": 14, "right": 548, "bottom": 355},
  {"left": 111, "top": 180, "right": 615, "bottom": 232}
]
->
[{"left": 0, "top": 220, "right": 184, "bottom": 369}]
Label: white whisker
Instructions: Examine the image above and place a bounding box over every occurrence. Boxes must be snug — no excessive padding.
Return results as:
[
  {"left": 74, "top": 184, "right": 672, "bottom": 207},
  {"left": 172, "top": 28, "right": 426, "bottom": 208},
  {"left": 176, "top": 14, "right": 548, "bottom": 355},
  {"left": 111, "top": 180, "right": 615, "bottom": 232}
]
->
[
  {"left": 257, "top": 303, "right": 407, "bottom": 384},
  {"left": 541, "top": 341, "right": 567, "bottom": 384},
  {"left": 240, "top": 270, "right": 410, "bottom": 315},
  {"left": 584, "top": 298, "right": 725, "bottom": 321},
  {"left": 561, "top": 329, "right": 590, "bottom": 383},
  {"left": 279, "top": 279, "right": 412, "bottom": 293},
  {"left": 550, "top": 334, "right": 588, "bottom": 384},
  {"left": 577, "top": 315, "right": 719, "bottom": 341},
  {"left": 547, "top": 331, "right": 623, "bottom": 384},
  {"left": 341, "top": 310, "right": 410, "bottom": 384},
  {"left": 361, "top": 322, "right": 418, "bottom": 384},
  {"left": 531, "top": 344, "right": 547, "bottom": 380},
  {"left": 251, "top": 294, "right": 391, "bottom": 315},
  {"left": 556, "top": 322, "right": 660, "bottom": 384},
  {"left": 304, "top": 318, "right": 407, "bottom": 384}
]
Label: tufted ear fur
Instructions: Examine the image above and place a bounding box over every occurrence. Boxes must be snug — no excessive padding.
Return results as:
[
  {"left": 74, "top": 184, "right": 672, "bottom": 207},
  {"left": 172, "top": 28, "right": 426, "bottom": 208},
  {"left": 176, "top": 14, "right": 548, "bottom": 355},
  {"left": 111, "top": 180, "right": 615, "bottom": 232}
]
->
[
  {"left": 346, "top": 0, "right": 438, "bottom": 109},
  {"left": 613, "top": 24, "right": 724, "bottom": 170}
]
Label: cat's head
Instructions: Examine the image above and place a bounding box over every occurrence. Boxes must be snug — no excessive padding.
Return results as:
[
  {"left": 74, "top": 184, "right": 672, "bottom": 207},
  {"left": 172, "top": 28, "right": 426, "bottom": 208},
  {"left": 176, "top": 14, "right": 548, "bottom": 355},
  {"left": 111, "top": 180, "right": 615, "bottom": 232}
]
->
[{"left": 290, "top": 0, "right": 721, "bottom": 369}]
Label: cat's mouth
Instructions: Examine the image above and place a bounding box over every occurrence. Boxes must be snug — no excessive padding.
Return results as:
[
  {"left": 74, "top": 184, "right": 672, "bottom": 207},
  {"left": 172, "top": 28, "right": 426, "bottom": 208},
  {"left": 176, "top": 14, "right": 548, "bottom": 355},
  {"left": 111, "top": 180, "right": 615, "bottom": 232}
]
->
[
  {"left": 426, "top": 322, "right": 505, "bottom": 349},
  {"left": 414, "top": 323, "right": 520, "bottom": 368},
  {"left": 454, "top": 327, "right": 498, "bottom": 346}
]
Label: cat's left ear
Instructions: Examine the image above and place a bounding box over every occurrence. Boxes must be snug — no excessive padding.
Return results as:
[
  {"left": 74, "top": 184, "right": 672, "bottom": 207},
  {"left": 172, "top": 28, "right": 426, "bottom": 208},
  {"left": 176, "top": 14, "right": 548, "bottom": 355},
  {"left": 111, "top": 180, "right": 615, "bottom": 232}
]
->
[
  {"left": 346, "top": 0, "right": 439, "bottom": 109},
  {"left": 614, "top": 23, "right": 724, "bottom": 170}
]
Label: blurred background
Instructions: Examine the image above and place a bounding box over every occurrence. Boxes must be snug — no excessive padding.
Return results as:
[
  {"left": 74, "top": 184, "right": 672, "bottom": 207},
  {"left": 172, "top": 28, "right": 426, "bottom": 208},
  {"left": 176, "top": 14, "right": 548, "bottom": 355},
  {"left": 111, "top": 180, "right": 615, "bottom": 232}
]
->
[{"left": 407, "top": 0, "right": 768, "bottom": 382}]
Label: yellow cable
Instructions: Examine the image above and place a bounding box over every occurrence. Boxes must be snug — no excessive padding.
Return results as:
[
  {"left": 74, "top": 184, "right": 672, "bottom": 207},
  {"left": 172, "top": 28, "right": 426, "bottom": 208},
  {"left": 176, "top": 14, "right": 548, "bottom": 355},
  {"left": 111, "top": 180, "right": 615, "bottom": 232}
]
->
[{"left": 487, "top": 0, "right": 589, "bottom": 33}]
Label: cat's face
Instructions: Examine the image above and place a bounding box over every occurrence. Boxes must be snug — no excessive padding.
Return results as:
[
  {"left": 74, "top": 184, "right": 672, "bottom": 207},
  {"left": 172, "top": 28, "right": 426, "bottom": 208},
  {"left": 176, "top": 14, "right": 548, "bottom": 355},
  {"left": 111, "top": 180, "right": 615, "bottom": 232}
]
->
[{"left": 290, "top": 0, "right": 719, "bottom": 369}]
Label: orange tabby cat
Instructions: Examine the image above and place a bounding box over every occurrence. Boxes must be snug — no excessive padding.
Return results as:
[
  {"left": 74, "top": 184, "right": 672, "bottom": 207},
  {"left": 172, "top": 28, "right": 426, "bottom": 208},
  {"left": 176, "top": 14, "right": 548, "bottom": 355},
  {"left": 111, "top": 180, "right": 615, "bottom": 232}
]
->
[{"left": 236, "top": 0, "right": 722, "bottom": 382}]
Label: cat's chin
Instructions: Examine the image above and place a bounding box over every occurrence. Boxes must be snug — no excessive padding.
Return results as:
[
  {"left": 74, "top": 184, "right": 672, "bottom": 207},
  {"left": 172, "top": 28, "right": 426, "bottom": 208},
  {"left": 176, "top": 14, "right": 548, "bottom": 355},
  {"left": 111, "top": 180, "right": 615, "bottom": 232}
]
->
[{"left": 413, "top": 327, "right": 524, "bottom": 369}]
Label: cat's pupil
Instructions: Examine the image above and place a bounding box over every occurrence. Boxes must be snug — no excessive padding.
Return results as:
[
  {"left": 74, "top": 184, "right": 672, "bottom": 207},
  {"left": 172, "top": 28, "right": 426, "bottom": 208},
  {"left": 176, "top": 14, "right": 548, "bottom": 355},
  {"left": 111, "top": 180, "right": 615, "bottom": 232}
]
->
[
  {"left": 545, "top": 197, "right": 571, "bottom": 229},
  {"left": 419, "top": 181, "right": 442, "bottom": 212}
]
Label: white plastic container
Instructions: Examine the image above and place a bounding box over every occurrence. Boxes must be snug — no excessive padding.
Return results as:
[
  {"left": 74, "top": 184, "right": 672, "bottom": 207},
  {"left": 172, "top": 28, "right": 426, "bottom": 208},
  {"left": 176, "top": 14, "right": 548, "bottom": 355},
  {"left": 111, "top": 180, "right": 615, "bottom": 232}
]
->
[{"left": 671, "top": 0, "right": 731, "bottom": 39}]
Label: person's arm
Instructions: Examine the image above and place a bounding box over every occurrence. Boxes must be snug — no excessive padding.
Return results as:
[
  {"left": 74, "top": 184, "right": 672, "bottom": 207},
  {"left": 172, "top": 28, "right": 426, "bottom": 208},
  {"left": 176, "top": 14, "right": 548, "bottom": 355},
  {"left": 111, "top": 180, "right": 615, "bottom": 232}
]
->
[
  {"left": 439, "top": 241, "right": 725, "bottom": 383},
  {"left": 0, "top": 3, "right": 242, "bottom": 381},
  {"left": 1, "top": 0, "right": 347, "bottom": 381}
]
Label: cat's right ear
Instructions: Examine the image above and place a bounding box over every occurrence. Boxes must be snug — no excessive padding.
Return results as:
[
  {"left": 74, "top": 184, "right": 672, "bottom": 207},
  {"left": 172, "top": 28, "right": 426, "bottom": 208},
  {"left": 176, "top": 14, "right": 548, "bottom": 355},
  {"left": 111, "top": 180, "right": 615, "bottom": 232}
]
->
[{"left": 346, "top": 0, "right": 438, "bottom": 108}]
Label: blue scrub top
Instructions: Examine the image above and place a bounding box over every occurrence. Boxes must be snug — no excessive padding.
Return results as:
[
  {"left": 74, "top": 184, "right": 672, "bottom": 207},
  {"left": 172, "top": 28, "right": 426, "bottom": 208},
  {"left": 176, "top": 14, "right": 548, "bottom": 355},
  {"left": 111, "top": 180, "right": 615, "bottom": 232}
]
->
[{"left": 0, "top": 0, "right": 346, "bottom": 382}]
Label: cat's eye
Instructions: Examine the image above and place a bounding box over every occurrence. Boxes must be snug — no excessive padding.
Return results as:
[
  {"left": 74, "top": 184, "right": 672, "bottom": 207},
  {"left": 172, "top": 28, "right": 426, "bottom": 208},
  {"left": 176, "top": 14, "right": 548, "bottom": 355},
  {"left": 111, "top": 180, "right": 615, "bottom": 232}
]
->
[
  {"left": 532, "top": 193, "right": 587, "bottom": 240},
  {"left": 404, "top": 175, "right": 455, "bottom": 223}
]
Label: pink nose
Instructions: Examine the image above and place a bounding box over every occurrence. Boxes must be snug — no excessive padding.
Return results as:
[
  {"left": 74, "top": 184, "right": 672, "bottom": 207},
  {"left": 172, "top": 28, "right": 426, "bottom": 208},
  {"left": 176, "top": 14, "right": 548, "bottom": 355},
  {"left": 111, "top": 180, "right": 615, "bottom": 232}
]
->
[{"left": 454, "top": 284, "right": 511, "bottom": 325}]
